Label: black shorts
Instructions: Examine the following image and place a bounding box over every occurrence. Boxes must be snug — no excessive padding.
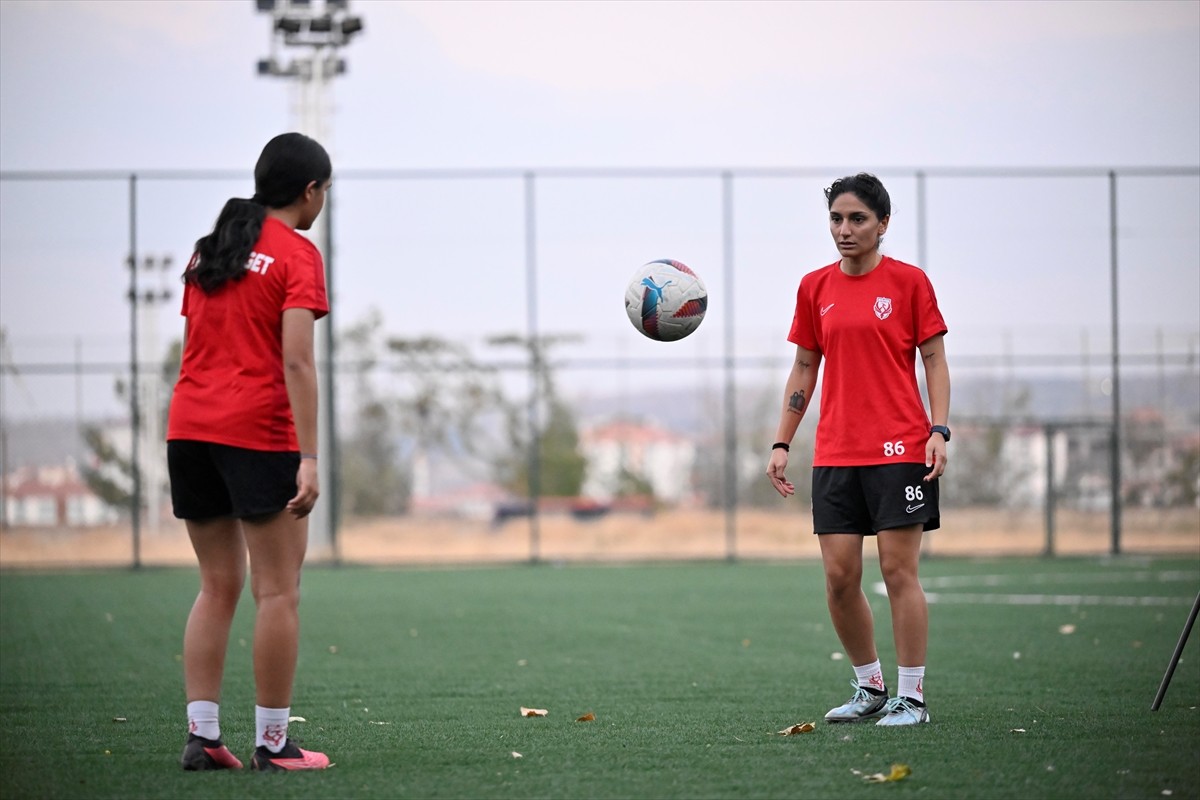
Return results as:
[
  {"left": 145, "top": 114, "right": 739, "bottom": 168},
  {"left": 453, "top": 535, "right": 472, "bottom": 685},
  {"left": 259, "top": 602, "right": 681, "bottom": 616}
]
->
[
  {"left": 168, "top": 440, "right": 300, "bottom": 520},
  {"left": 812, "top": 464, "right": 940, "bottom": 535}
]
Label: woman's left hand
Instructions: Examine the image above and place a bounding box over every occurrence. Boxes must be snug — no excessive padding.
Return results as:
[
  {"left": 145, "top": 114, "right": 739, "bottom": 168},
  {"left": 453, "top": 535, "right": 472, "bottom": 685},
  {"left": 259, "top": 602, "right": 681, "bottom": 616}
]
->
[
  {"left": 288, "top": 458, "right": 320, "bottom": 517},
  {"left": 924, "top": 434, "right": 948, "bottom": 482}
]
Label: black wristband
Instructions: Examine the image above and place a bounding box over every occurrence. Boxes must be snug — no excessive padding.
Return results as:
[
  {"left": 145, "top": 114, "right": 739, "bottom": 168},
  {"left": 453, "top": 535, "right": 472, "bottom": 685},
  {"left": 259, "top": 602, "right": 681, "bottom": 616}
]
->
[{"left": 771, "top": 442, "right": 790, "bottom": 452}]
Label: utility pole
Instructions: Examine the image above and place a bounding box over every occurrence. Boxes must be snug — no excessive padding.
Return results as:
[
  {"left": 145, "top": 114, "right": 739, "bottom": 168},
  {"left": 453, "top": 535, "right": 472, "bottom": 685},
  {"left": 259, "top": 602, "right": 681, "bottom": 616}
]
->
[
  {"left": 255, "top": 0, "right": 364, "bottom": 561},
  {"left": 136, "top": 256, "right": 173, "bottom": 533}
]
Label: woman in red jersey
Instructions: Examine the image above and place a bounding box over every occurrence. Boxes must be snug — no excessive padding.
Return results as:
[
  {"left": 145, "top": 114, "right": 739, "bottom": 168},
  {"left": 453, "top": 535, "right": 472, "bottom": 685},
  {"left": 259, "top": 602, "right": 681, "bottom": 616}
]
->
[
  {"left": 766, "top": 173, "right": 950, "bottom": 727},
  {"left": 168, "top": 133, "right": 333, "bottom": 771}
]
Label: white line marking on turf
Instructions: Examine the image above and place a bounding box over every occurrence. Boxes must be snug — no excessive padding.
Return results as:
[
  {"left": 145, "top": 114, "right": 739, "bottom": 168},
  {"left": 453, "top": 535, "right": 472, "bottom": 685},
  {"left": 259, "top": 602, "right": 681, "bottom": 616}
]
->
[{"left": 871, "top": 570, "right": 1198, "bottom": 606}]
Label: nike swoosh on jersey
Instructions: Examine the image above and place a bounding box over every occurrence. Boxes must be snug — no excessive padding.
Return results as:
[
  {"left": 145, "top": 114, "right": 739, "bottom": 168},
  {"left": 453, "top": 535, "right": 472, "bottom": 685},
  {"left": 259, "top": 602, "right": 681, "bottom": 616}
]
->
[
  {"left": 820, "top": 304, "right": 835, "bottom": 316},
  {"left": 906, "top": 504, "right": 925, "bottom": 514}
]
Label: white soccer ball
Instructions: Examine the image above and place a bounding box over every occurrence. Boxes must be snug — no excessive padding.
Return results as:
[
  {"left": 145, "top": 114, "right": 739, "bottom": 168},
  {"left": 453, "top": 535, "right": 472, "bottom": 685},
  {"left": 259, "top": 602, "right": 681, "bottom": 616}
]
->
[{"left": 624, "top": 259, "right": 708, "bottom": 342}]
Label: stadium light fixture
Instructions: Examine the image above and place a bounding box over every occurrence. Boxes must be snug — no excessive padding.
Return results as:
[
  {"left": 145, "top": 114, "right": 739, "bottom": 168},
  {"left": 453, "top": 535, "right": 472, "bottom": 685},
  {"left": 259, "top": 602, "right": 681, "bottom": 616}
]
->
[
  {"left": 253, "top": 0, "right": 363, "bottom": 562},
  {"left": 256, "top": 0, "right": 364, "bottom": 78},
  {"left": 275, "top": 16, "right": 303, "bottom": 34}
]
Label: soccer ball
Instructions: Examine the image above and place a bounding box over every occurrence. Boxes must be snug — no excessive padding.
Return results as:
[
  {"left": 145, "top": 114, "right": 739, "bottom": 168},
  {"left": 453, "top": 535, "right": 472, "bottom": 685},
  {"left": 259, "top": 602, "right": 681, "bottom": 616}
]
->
[{"left": 624, "top": 259, "right": 708, "bottom": 341}]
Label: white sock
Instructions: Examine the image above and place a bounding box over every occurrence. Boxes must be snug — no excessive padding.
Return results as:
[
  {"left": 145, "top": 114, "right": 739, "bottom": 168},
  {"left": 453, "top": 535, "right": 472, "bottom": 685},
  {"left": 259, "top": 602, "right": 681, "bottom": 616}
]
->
[
  {"left": 898, "top": 665, "right": 925, "bottom": 703},
  {"left": 852, "top": 659, "right": 886, "bottom": 694},
  {"left": 187, "top": 700, "right": 220, "bottom": 741},
  {"left": 256, "top": 705, "right": 290, "bottom": 753}
]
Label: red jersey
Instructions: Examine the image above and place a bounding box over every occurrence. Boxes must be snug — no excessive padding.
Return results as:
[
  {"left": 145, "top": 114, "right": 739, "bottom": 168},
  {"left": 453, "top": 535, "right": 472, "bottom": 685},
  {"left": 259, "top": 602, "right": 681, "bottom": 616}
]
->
[
  {"left": 167, "top": 216, "right": 329, "bottom": 451},
  {"left": 788, "top": 256, "right": 946, "bottom": 466}
]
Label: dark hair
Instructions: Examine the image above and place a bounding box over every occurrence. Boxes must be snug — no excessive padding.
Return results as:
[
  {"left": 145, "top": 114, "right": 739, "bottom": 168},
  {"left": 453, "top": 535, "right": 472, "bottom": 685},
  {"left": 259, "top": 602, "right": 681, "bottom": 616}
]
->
[
  {"left": 824, "top": 173, "right": 891, "bottom": 221},
  {"left": 184, "top": 133, "right": 331, "bottom": 293}
]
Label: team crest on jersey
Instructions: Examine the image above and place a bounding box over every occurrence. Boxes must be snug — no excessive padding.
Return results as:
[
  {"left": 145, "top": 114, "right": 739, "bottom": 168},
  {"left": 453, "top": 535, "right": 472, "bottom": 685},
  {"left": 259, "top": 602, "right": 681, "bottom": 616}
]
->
[{"left": 874, "top": 297, "right": 893, "bottom": 320}]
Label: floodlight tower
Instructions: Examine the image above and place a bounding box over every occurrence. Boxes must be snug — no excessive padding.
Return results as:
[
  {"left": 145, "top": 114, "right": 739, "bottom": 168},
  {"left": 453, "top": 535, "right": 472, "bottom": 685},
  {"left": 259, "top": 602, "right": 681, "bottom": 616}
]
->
[{"left": 256, "top": 0, "right": 364, "bottom": 560}]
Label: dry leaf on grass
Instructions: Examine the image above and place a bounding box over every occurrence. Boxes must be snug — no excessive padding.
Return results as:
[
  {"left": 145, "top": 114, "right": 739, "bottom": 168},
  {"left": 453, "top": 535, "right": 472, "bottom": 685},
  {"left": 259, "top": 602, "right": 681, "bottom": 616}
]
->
[
  {"left": 112, "top": 717, "right": 127, "bottom": 723},
  {"left": 576, "top": 712, "right": 596, "bottom": 722},
  {"left": 777, "top": 722, "right": 816, "bottom": 735},
  {"left": 1011, "top": 728, "right": 1026, "bottom": 733},
  {"left": 511, "top": 751, "right": 523, "bottom": 759},
  {"left": 288, "top": 716, "right": 306, "bottom": 723},
  {"left": 520, "top": 707, "right": 548, "bottom": 717},
  {"left": 863, "top": 763, "right": 912, "bottom": 783},
  {"left": 1059, "top": 624, "right": 1077, "bottom": 635}
]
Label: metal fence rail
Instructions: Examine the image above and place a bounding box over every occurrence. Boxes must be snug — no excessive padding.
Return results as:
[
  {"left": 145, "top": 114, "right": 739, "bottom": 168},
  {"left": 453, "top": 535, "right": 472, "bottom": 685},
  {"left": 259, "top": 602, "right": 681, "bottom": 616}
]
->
[{"left": 2, "top": 165, "right": 1198, "bottom": 566}]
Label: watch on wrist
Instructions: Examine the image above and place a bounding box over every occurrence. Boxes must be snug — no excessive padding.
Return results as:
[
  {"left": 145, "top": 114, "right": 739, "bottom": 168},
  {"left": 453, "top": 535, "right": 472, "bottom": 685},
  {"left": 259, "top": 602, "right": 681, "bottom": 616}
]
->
[{"left": 930, "top": 425, "right": 951, "bottom": 442}]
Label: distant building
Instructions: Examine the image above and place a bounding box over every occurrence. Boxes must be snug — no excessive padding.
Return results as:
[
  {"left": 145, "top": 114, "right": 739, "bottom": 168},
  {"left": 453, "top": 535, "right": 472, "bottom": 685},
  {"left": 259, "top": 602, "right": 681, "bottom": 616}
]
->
[
  {"left": 3, "top": 462, "right": 118, "bottom": 527},
  {"left": 579, "top": 419, "right": 696, "bottom": 504}
]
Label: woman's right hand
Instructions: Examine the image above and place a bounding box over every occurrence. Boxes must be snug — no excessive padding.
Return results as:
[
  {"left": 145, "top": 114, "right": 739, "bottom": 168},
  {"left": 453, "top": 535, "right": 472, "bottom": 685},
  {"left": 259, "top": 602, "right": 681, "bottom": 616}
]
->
[{"left": 767, "top": 449, "right": 795, "bottom": 498}]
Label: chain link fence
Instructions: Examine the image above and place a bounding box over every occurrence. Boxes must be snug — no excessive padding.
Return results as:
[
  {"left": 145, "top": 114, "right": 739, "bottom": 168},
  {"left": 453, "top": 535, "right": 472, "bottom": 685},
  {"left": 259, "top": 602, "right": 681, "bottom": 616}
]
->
[{"left": 1, "top": 167, "right": 1197, "bottom": 566}]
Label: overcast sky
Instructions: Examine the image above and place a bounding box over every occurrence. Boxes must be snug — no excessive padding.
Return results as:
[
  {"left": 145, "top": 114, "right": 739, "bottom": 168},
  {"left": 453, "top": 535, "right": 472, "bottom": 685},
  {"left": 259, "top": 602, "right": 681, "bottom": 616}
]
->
[
  {"left": 3, "top": 0, "right": 1199, "bottom": 168},
  {"left": 1, "top": 0, "right": 1198, "bottom": 419}
]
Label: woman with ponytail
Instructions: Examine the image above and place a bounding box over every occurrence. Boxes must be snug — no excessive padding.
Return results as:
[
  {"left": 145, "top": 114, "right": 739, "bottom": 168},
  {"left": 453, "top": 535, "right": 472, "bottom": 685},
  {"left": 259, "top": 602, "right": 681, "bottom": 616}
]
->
[{"left": 168, "top": 132, "right": 333, "bottom": 772}]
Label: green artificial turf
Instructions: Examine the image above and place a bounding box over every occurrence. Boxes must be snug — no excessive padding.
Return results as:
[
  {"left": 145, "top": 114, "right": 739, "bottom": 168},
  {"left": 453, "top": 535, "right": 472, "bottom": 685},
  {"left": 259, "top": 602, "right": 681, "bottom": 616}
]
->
[{"left": 1, "top": 557, "right": 1197, "bottom": 799}]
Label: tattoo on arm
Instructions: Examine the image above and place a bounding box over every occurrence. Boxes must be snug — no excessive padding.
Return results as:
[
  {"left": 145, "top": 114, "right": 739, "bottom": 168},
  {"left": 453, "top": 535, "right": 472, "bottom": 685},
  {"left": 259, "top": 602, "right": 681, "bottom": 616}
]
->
[{"left": 788, "top": 390, "right": 806, "bottom": 415}]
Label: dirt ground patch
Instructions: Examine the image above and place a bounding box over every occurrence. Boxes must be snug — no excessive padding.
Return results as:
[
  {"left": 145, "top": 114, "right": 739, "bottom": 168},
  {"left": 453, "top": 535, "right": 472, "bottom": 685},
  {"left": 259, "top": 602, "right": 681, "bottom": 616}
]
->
[{"left": 1, "top": 507, "right": 1195, "bottom": 569}]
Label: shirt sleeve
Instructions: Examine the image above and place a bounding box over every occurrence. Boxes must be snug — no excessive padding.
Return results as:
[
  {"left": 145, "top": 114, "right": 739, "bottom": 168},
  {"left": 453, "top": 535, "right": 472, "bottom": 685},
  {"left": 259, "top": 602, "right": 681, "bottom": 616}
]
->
[
  {"left": 787, "top": 275, "right": 819, "bottom": 351},
  {"left": 180, "top": 281, "right": 192, "bottom": 317},
  {"left": 282, "top": 245, "right": 330, "bottom": 320},
  {"left": 913, "top": 269, "right": 947, "bottom": 345}
]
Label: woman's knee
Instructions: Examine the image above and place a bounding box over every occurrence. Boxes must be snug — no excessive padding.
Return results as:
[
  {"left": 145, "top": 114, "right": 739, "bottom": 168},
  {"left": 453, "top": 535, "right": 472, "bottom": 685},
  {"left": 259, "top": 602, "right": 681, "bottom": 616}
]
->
[
  {"left": 200, "top": 572, "right": 245, "bottom": 610},
  {"left": 250, "top": 572, "right": 302, "bottom": 607},
  {"left": 824, "top": 564, "right": 863, "bottom": 599},
  {"left": 879, "top": 558, "right": 920, "bottom": 594}
]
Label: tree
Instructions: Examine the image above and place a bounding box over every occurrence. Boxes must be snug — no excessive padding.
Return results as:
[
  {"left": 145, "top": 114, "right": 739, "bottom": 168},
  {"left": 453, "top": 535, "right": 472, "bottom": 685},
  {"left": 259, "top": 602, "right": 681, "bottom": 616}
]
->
[
  {"left": 339, "top": 311, "right": 407, "bottom": 515},
  {"left": 1164, "top": 441, "right": 1199, "bottom": 507},
  {"left": 942, "top": 388, "right": 1036, "bottom": 507},
  {"left": 80, "top": 338, "right": 181, "bottom": 512},
  {"left": 487, "top": 333, "right": 587, "bottom": 498},
  {"left": 79, "top": 425, "right": 136, "bottom": 509},
  {"left": 334, "top": 319, "right": 587, "bottom": 512}
]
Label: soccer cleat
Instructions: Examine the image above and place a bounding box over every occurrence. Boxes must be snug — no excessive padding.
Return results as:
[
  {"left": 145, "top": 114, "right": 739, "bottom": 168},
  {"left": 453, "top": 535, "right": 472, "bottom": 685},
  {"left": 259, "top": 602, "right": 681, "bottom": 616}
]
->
[
  {"left": 180, "top": 733, "right": 244, "bottom": 770},
  {"left": 824, "top": 681, "right": 890, "bottom": 723},
  {"left": 875, "top": 696, "right": 930, "bottom": 726},
  {"left": 250, "top": 739, "right": 331, "bottom": 772}
]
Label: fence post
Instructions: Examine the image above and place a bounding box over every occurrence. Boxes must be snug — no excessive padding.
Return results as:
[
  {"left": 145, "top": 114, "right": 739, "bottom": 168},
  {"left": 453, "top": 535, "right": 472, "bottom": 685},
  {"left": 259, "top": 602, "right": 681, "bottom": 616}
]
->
[
  {"left": 1108, "top": 171, "right": 1122, "bottom": 555},
  {"left": 721, "top": 171, "right": 737, "bottom": 562},
  {"left": 1043, "top": 424, "right": 1056, "bottom": 557},
  {"left": 127, "top": 173, "right": 142, "bottom": 570},
  {"left": 524, "top": 171, "right": 541, "bottom": 564},
  {"left": 916, "top": 170, "right": 927, "bottom": 269}
]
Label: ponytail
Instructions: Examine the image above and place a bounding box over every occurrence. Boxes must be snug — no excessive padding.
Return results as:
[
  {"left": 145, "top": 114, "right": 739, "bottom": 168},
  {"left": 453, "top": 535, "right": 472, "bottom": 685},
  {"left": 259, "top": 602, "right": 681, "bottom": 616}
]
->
[
  {"left": 183, "top": 132, "right": 330, "bottom": 294},
  {"left": 184, "top": 197, "right": 266, "bottom": 293}
]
